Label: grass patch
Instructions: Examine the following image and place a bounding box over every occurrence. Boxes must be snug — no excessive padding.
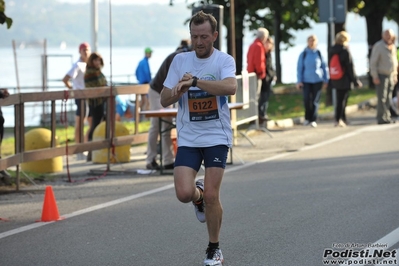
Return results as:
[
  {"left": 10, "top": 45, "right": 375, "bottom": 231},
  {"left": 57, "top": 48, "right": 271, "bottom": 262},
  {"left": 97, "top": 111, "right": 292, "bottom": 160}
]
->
[{"left": 268, "top": 87, "right": 375, "bottom": 120}]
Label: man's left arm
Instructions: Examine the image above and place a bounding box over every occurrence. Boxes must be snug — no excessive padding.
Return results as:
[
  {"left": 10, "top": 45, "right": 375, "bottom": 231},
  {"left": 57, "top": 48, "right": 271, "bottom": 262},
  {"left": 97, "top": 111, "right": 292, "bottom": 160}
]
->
[
  {"left": 194, "top": 77, "right": 237, "bottom": 96},
  {"left": 170, "top": 74, "right": 236, "bottom": 98}
]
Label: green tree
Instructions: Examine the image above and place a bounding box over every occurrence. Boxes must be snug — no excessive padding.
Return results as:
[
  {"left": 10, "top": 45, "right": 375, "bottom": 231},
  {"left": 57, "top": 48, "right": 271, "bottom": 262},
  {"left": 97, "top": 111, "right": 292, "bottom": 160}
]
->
[
  {"left": 0, "top": 0, "right": 12, "bottom": 29},
  {"left": 386, "top": 1, "right": 399, "bottom": 36},
  {"left": 357, "top": 0, "right": 395, "bottom": 89},
  {"left": 244, "top": 0, "right": 318, "bottom": 83},
  {"left": 175, "top": 0, "right": 319, "bottom": 80}
]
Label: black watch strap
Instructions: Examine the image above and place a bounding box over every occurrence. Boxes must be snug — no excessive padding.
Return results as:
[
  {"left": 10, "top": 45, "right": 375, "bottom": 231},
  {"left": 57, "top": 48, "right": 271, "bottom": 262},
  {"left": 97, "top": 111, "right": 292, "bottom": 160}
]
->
[{"left": 191, "top": 76, "right": 198, "bottom": 87}]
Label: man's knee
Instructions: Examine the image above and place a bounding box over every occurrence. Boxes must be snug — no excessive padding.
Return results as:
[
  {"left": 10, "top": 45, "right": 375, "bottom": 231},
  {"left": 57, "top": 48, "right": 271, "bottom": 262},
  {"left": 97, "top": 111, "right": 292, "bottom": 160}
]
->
[
  {"left": 203, "top": 190, "right": 220, "bottom": 205},
  {"left": 175, "top": 186, "right": 195, "bottom": 203}
]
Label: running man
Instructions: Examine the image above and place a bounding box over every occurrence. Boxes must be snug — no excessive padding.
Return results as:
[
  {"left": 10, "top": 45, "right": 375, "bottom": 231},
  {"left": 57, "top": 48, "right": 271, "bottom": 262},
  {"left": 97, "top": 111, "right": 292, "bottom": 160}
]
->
[{"left": 160, "top": 11, "right": 237, "bottom": 266}]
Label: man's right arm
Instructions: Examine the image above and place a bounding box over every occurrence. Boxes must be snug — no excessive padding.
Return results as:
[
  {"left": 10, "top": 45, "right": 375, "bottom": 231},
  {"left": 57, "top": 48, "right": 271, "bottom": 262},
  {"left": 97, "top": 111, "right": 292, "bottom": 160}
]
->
[
  {"left": 160, "top": 87, "right": 182, "bottom": 107},
  {"left": 62, "top": 74, "right": 72, "bottom": 89}
]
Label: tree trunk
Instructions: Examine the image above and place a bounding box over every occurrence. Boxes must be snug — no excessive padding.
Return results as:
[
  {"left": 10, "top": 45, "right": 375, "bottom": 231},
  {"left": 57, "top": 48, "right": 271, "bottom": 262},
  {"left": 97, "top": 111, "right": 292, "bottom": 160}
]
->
[
  {"left": 274, "top": 10, "right": 282, "bottom": 84},
  {"left": 225, "top": 4, "right": 245, "bottom": 75},
  {"left": 365, "top": 12, "right": 384, "bottom": 89}
]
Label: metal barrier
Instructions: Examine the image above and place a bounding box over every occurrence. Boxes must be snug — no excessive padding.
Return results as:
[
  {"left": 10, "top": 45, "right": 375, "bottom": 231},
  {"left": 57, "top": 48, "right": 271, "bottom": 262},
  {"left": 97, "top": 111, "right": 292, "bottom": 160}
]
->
[{"left": 234, "top": 71, "right": 258, "bottom": 126}]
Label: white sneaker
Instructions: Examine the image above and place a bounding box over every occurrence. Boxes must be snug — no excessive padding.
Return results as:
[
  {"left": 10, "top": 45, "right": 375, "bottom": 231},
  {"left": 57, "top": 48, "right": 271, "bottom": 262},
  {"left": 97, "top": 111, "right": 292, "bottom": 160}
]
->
[
  {"left": 204, "top": 248, "right": 224, "bottom": 266},
  {"left": 310, "top": 121, "right": 317, "bottom": 128},
  {"left": 303, "top": 120, "right": 310, "bottom": 126},
  {"left": 192, "top": 179, "right": 206, "bottom": 223}
]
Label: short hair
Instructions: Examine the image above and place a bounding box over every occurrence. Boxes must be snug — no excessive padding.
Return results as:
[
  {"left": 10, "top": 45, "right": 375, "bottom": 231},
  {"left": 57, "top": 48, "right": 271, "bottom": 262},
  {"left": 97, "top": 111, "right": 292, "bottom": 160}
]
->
[
  {"left": 87, "top": 52, "right": 104, "bottom": 68},
  {"left": 307, "top": 34, "right": 317, "bottom": 42},
  {"left": 180, "top": 39, "right": 190, "bottom": 47},
  {"left": 266, "top": 37, "right": 275, "bottom": 50},
  {"left": 189, "top": 11, "right": 218, "bottom": 33},
  {"left": 256, "top": 28, "right": 269, "bottom": 40},
  {"left": 177, "top": 39, "right": 191, "bottom": 51},
  {"left": 335, "top": 31, "right": 350, "bottom": 45}
]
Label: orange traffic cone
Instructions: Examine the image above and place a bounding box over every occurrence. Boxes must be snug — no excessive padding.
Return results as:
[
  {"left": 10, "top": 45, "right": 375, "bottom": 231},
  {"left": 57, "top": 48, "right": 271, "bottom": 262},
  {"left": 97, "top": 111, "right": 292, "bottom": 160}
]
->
[{"left": 37, "top": 186, "right": 64, "bottom": 222}]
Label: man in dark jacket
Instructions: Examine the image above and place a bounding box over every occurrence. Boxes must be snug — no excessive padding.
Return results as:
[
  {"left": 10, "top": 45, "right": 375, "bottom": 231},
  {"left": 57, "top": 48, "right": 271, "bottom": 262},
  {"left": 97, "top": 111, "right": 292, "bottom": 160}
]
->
[
  {"left": 0, "top": 88, "right": 11, "bottom": 185},
  {"left": 145, "top": 40, "right": 191, "bottom": 170},
  {"left": 329, "top": 31, "right": 362, "bottom": 127},
  {"left": 258, "top": 37, "right": 276, "bottom": 128}
]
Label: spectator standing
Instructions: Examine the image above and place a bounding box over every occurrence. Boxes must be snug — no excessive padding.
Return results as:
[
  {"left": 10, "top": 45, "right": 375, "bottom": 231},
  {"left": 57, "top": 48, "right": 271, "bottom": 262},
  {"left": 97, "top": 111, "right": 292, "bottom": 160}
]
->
[
  {"left": 369, "top": 29, "right": 398, "bottom": 124},
  {"left": 247, "top": 28, "right": 269, "bottom": 125},
  {"left": 145, "top": 40, "right": 191, "bottom": 170},
  {"left": 0, "top": 88, "right": 11, "bottom": 185},
  {"left": 135, "top": 47, "right": 152, "bottom": 113},
  {"left": 160, "top": 11, "right": 237, "bottom": 266},
  {"left": 296, "top": 35, "right": 329, "bottom": 127},
  {"left": 84, "top": 52, "right": 107, "bottom": 161},
  {"left": 390, "top": 45, "right": 399, "bottom": 118},
  {"left": 62, "top": 42, "right": 91, "bottom": 160},
  {"left": 258, "top": 36, "right": 276, "bottom": 128},
  {"left": 329, "top": 31, "right": 362, "bottom": 127}
]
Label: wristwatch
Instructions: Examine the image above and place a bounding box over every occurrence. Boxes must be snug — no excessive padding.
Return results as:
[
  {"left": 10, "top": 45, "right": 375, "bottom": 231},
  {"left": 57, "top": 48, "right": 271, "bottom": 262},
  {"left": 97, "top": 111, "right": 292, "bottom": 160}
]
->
[{"left": 191, "top": 76, "right": 198, "bottom": 87}]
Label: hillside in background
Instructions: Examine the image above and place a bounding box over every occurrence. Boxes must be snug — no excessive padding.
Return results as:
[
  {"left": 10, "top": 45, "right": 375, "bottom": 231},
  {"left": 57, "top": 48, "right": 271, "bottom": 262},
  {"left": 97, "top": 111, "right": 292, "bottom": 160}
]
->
[
  {"left": 1, "top": 0, "right": 398, "bottom": 50},
  {"left": 0, "top": 0, "right": 192, "bottom": 48}
]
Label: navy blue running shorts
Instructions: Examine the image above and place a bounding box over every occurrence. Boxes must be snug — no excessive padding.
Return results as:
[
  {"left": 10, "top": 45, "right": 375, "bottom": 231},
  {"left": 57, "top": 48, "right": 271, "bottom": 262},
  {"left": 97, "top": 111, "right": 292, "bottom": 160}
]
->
[
  {"left": 174, "top": 145, "right": 229, "bottom": 172},
  {"left": 75, "top": 99, "right": 87, "bottom": 117}
]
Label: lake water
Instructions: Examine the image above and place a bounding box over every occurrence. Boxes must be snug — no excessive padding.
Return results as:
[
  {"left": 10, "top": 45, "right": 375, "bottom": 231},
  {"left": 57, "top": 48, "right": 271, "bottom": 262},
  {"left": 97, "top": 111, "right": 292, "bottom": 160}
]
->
[{"left": 0, "top": 42, "right": 369, "bottom": 127}]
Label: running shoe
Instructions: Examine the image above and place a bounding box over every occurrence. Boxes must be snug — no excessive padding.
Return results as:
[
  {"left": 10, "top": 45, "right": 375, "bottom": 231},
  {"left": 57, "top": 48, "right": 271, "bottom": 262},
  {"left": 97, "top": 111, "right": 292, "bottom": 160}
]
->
[
  {"left": 204, "top": 247, "right": 224, "bottom": 266},
  {"left": 193, "top": 179, "right": 206, "bottom": 223}
]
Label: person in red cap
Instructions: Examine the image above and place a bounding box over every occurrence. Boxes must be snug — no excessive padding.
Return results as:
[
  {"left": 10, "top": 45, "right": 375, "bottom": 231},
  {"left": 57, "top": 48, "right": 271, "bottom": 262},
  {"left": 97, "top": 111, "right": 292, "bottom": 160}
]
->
[{"left": 62, "top": 42, "right": 91, "bottom": 160}]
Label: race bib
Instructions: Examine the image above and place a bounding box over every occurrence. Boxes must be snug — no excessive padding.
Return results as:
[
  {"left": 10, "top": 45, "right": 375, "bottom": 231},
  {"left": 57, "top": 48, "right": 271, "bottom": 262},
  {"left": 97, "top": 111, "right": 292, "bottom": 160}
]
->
[{"left": 187, "top": 91, "right": 219, "bottom": 122}]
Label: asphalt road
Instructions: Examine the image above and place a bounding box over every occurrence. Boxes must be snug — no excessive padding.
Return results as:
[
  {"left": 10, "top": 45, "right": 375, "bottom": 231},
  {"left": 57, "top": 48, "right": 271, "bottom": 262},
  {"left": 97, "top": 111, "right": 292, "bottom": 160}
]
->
[{"left": 0, "top": 109, "right": 399, "bottom": 266}]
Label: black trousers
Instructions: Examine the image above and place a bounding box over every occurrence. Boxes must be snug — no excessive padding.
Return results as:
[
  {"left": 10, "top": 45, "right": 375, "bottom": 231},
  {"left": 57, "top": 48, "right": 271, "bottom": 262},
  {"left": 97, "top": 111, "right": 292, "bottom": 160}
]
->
[
  {"left": 0, "top": 109, "right": 4, "bottom": 145},
  {"left": 302, "top": 82, "right": 323, "bottom": 122},
  {"left": 334, "top": 89, "right": 350, "bottom": 122},
  {"left": 88, "top": 103, "right": 105, "bottom": 142},
  {"left": 390, "top": 80, "right": 398, "bottom": 117},
  {"left": 258, "top": 78, "right": 273, "bottom": 120}
]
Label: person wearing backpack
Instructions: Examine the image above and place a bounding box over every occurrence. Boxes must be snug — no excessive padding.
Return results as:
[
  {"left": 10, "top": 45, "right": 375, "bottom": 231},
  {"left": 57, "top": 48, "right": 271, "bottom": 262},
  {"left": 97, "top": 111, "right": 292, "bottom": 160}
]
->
[
  {"left": 296, "top": 35, "right": 329, "bottom": 128},
  {"left": 328, "top": 31, "right": 362, "bottom": 127}
]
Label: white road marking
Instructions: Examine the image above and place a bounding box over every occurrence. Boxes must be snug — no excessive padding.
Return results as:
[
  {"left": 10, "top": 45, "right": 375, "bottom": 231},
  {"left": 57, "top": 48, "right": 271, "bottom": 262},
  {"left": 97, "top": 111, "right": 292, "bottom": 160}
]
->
[{"left": 1, "top": 124, "right": 398, "bottom": 243}]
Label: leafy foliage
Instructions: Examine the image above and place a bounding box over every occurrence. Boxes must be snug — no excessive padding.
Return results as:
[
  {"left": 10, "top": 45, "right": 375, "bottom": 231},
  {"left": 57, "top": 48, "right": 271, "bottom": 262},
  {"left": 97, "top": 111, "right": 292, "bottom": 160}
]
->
[
  {"left": 245, "top": 0, "right": 318, "bottom": 47},
  {"left": 0, "top": 0, "right": 12, "bottom": 29}
]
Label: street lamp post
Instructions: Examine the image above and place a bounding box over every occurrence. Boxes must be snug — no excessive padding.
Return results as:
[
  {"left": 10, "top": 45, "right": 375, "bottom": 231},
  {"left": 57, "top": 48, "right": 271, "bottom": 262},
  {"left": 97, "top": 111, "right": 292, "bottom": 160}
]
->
[{"left": 91, "top": 0, "right": 98, "bottom": 52}]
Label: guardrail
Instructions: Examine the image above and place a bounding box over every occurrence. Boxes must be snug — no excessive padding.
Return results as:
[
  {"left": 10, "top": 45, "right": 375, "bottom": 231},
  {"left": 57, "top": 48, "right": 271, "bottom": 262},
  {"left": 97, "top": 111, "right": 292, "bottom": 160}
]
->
[{"left": 0, "top": 84, "right": 149, "bottom": 191}]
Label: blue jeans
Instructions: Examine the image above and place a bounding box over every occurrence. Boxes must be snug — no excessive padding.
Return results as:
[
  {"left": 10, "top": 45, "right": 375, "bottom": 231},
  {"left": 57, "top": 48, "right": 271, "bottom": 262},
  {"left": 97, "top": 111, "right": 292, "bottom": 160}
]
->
[{"left": 302, "top": 82, "right": 323, "bottom": 122}]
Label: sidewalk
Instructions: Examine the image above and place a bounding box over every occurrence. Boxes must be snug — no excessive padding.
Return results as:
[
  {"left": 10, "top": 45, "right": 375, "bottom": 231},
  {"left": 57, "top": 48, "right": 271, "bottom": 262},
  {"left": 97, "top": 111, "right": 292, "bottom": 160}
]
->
[{"left": 266, "top": 96, "right": 378, "bottom": 129}]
